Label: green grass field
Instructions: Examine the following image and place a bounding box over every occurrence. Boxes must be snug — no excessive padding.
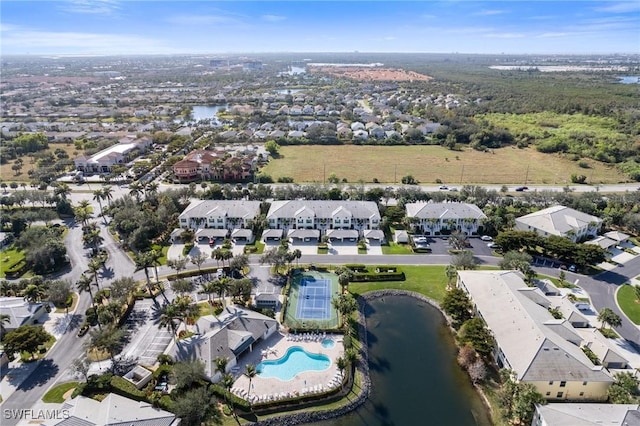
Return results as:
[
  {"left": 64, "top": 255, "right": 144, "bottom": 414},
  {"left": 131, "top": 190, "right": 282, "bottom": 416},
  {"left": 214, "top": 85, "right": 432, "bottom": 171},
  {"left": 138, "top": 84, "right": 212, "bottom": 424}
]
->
[
  {"left": 349, "top": 265, "right": 450, "bottom": 302},
  {"left": 617, "top": 285, "right": 640, "bottom": 325},
  {"left": 260, "top": 145, "right": 627, "bottom": 185},
  {"left": 42, "top": 382, "right": 79, "bottom": 403},
  {"left": 0, "top": 246, "right": 26, "bottom": 278}
]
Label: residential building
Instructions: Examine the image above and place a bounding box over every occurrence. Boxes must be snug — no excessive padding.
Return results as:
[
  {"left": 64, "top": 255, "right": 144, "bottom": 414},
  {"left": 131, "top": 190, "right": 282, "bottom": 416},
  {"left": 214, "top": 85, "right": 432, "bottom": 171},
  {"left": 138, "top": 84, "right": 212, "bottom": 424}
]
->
[
  {"left": 44, "top": 393, "right": 179, "bottom": 425},
  {"left": 178, "top": 200, "right": 261, "bottom": 231},
  {"left": 74, "top": 136, "right": 151, "bottom": 174},
  {"left": 514, "top": 206, "right": 602, "bottom": 242},
  {"left": 266, "top": 200, "right": 380, "bottom": 237},
  {"left": 405, "top": 202, "right": 487, "bottom": 235},
  {"left": 173, "top": 149, "right": 226, "bottom": 181},
  {"left": 532, "top": 403, "right": 640, "bottom": 426},
  {"left": 0, "top": 297, "right": 47, "bottom": 333},
  {"left": 457, "top": 270, "right": 615, "bottom": 401},
  {"left": 170, "top": 306, "right": 278, "bottom": 381}
]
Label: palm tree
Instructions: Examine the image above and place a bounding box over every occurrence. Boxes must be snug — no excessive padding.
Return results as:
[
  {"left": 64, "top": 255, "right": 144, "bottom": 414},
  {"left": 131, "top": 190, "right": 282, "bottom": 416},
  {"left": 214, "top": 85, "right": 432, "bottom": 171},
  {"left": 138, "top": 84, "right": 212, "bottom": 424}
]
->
[
  {"left": 135, "top": 251, "right": 156, "bottom": 300},
  {"left": 214, "top": 356, "right": 229, "bottom": 378},
  {"left": 332, "top": 293, "right": 358, "bottom": 331},
  {"left": 597, "top": 307, "right": 622, "bottom": 330},
  {"left": 77, "top": 274, "right": 101, "bottom": 330},
  {"left": 74, "top": 206, "right": 93, "bottom": 227},
  {"left": 221, "top": 250, "right": 233, "bottom": 268},
  {"left": 157, "top": 302, "right": 181, "bottom": 341},
  {"left": 128, "top": 182, "right": 143, "bottom": 203},
  {"left": 336, "top": 357, "right": 347, "bottom": 390},
  {"left": 212, "top": 247, "right": 223, "bottom": 267},
  {"left": 83, "top": 228, "right": 104, "bottom": 254},
  {"left": 85, "top": 325, "right": 124, "bottom": 363},
  {"left": 220, "top": 373, "right": 237, "bottom": 418},
  {"left": 244, "top": 364, "right": 257, "bottom": 396},
  {"left": 213, "top": 278, "right": 230, "bottom": 306},
  {"left": 53, "top": 182, "right": 71, "bottom": 200},
  {"left": 22, "top": 284, "right": 45, "bottom": 303},
  {"left": 0, "top": 313, "right": 11, "bottom": 340},
  {"left": 86, "top": 257, "right": 104, "bottom": 291},
  {"left": 292, "top": 248, "right": 302, "bottom": 267},
  {"left": 102, "top": 185, "right": 114, "bottom": 207},
  {"left": 199, "top": 281, "right": 218, "bottom": 313},
  {"left": 92, "top": 189, "right": 105, "bottom": 218},
  {"left": 144, "top": 182, "right": 159, "bottom": 201}
]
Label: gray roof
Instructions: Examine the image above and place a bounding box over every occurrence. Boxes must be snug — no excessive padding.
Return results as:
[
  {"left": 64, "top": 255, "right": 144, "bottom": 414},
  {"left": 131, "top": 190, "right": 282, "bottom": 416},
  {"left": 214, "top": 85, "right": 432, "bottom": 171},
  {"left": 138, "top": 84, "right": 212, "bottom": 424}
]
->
[
  {"left": 287, "top": 229, "right": 320, "bottom": 239},
  {"left": 231, "top": 228, "right": 253, "bottom": 238},
  {"left": 458, "top": 271, "right": 613, "bottom": 383},
  {"left": 180, "top": 200, "right": 261, "bottom": 221},
  {"left": 585, "top": 236, "right": 617, "bottom": 249},
  {"left": 604, "top": 230, "right": 630, "bottom": 242},
  {"left": 267, "top": 200, "right": 380, "bottom": 221},
  {"left": 363, "top": 229, "right": 385, "bottom": 240},
  {"left": 195, "top": 228, "right": 229, "bottom": 238},
  {"left": 46, "top": 394, "right": 177, "bottom": 426},
  {"left": 326, "top": 229, "right": 359, "bottom": 239},
  {"left": 0, "top": 297, "right": 46, "bottom": 329},
  {"left": 261, "top": 229, "right": 283, "bottom": 238},
  {"left": 405, "top": 202, "right": 486, "bottom": 220},
  {"left": 535, "top": 403, "right": 640, "bottom": 426},
  {"left": 515, "top": 205, "right": 602, "bottom": 237},
  {"left": 171, "top": 306, "right": 278, "bottom": 379}
]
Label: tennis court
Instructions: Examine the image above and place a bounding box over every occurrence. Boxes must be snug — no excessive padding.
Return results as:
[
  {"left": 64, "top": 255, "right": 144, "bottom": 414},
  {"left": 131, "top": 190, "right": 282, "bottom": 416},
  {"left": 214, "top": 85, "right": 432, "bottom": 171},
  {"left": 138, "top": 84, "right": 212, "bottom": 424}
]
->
[{"left": 286, "top": 271, "right": 340, "bottom": 330}]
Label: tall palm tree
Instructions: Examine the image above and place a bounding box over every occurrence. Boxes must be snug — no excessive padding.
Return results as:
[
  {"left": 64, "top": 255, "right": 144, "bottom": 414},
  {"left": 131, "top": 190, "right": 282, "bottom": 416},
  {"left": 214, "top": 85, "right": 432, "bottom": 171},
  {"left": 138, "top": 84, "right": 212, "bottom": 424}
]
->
[
  {"left": 102, "top": 185, "right": 114, "bottom": 207},
  {"left": 221, "top": 250, "right": 233, "bottom": 268},
  {"left": 221, "top": 373, "right": 237, "bottom": 418},
  {"left": 134, "top": 251, "right": 156, "bottom": 300},
  {"left": 336, "top": 357, "right": 347, "bottom": 390},
  {"left": 53, "top": 182, "right": 71, "bottom": 200},
  {"left": 92, "top": 189, "right": 105, "bottom": 218},
  {"left": 213, "top": 278, "right": 230, "bottom": 306},
  {"left": 77, "top": 274, "right": 101, "bottom": 330},
  {"left": 244, "top": 364, "right": 257, "bottom": 396},
  {"left": 74, "top": 206, "right": 93, "bottom": 228},
  {"left": 83, "top": 228, "right": 104, "bottom": 254},
  {"left": 211, "top": 247, "right": 223, "bottom": 267},
  {"left": 86, "top": 257, "right": 104, "bottom": 291},
  {"left": 292, "top": 248, "right": 302, "bottom": 267},
  {"left": 144, "top": 182, "right": 159, "bottom": 201},
  {"left": 128, "top": 182, "right": 143, "bottom": 203},
  {"left": 157, "top": 302, "right": 181, "bottom": 341}
]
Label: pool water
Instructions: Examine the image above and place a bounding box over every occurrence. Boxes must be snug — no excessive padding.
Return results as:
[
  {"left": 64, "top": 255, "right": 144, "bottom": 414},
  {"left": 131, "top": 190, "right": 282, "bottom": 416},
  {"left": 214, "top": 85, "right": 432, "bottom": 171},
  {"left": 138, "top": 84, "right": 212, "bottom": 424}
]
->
[
  {"left": 257, "top": 346, "right": 330, "bottom": 381},
  {"left": 321, "top": 339, "right": 335, "bottom": 348}
]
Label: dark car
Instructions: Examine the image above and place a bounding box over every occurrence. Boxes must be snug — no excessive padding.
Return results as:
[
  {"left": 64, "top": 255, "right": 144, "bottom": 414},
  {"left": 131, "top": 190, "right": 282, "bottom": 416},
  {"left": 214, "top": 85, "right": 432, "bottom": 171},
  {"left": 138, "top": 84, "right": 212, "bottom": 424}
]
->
[{"left": 515, "top": 186, "right": 528, "bottom": 192}]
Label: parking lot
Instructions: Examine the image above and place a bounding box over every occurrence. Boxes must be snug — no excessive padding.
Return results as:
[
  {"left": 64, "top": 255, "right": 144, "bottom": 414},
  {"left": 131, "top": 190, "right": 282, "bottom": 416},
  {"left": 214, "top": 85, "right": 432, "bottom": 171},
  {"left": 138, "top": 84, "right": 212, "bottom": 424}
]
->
[
  {"left": 414, "top": 236, "right": 497, "bottom": 257},
  {"left": 122, "top": 299, "right": 173, "bottom": 366}
]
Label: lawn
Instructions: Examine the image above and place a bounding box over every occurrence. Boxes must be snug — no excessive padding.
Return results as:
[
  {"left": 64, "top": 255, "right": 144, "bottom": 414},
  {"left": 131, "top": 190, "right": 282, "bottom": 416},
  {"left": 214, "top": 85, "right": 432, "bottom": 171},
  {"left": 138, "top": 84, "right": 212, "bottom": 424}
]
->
[
  {"left": 259, "top": 145, "right": 627, "bottom": 185},
  {"left": 349, "top": 265, "right": 450, "bottom": 302},
  {"left": 0, "top": 246, "right": 26, "bottom": 278},
  {"left": 617, "top": 285, "right": 640, "bottom": 325},
  {"left": 381, "top": 243, "right": 414, "bottom": 255},
  {"left": 42, "top": 382, "right": 79, "bottom": 403},
  {"left": 21, "top": 335, "right": 56, "bottom": 362},
  {"left": 151, "top": 244, "right": 170, "bottom": 265}
]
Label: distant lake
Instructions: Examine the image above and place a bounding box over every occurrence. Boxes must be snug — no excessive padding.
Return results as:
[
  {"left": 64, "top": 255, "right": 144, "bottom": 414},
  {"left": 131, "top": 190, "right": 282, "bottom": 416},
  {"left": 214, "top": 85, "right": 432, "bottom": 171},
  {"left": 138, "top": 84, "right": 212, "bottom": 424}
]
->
[
  {"left": 316, "top": 296, "right": 492, "bottom": 426},
  {"left": 190, "top": 105, "right": 229, "bottom": 124},
  {"left": 618, "top": 76, "right": 640, "bottom": 84},
  {"left": 279, "top": 66, "right": 306, "bottom": 76}
]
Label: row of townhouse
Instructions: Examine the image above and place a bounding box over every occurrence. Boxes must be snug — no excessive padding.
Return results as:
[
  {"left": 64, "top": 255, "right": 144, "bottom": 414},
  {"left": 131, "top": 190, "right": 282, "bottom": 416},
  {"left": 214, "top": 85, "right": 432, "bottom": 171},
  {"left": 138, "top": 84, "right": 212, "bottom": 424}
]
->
[
  {"left": 457, "top": 270, "right": 633, "bottom": 403},
  {"left": 177, "top": 200, "right": 605, "bottom": 244}
]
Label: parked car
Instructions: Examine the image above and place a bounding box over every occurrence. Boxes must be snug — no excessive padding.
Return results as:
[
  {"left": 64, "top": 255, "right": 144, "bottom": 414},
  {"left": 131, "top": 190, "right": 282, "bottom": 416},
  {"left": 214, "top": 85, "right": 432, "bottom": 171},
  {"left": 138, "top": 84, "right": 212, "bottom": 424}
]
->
[
  {"left": 487, "top": 242, "right": 501, "bottom": 249},
  {"left": 439, "top": 185, "right": 449, "bottom": 190},
  {"left": 480, "top": 235, "right": 493, "bottom": 241},
  {"left": 216, "top": 268, "right": 224, "bottom": 279},
  {"left": 568, "top": 265, "right": 577, "bottom": 272},
  {"left": 515, "top": 186, "right": 529, "bottom": 192},
  {"left": 449, "top": 187, "right": 458, "bottom": 192}
]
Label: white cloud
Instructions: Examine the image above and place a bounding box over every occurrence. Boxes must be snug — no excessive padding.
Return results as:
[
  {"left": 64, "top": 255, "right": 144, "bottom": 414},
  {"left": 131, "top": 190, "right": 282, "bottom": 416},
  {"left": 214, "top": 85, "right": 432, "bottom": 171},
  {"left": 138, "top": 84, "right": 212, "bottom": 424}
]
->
[
  {"left": 1, "top": 27, "right": 171, "bottom": 54},
  {"left": 59, "top": 0, "right": 121, "bottom": 15},
  {"left": 594, "top": 2, "right": 640, "bottom": 13},
  {"left": 474, "top": 9, "right": 507, "bottom": 16},
  {"left": 484, "top": 32, "right": 525, "bottom": 39},
  {"left": 537, "top": 32, "right": 570, "bottom": 38},
  {"left": 262, "top": 14, "right": 286, "bottom": 22},
  {"left": 166, "top": 14, "right": 242, "bottom": 26}
]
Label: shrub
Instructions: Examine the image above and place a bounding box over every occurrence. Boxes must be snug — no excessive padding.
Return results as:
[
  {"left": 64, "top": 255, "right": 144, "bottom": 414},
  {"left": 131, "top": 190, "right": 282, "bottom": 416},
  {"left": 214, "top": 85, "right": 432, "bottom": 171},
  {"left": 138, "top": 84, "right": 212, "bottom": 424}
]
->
[
  {"left": 110, "top": 376, "right": 145, "bottom": 401},
  {"left": 577, "top": 160, "right": 590, "bottom": 169},
  {"left": 209, "top": 384, "right": 251, "bottom": 412},
  {"left": 570, "top": 174, "right": 587, "bottom": 184}
]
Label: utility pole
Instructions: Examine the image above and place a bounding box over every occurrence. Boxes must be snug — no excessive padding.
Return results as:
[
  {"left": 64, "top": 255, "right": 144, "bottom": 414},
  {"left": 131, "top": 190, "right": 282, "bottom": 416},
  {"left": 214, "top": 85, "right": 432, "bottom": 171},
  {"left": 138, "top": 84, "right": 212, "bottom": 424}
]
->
[
  {"left": 524, "top": 165, "right": 529, "bottom": 185},
  {"left": 394, "top": 165, "right": 397, "bottom": 184},
  {"left": 460, "top": 165, "right": 464, "bottom": 184},
  {"left": 323, "top": 163, "right": 326, "bottom": 184}
]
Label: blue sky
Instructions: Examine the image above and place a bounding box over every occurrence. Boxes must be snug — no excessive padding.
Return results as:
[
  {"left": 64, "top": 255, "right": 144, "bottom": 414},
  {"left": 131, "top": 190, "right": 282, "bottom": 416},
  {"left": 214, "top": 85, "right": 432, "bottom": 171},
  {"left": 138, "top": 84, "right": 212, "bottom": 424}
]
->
[{"left": 1, "top": 1, "right": 639, "bottom": 55}]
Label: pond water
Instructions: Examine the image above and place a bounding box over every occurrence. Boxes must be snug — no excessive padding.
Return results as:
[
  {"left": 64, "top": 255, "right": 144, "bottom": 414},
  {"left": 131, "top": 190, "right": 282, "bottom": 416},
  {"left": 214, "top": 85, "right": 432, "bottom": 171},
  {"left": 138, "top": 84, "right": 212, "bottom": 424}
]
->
[
  {"left": 190, "top": 105, "right": 229, "bottom": 124},
  {"left": 316, "top": 296, "right": 492, "bottom": 426},
  {"left": 618, "top": 76, "right": 640, "bottom": 84}
]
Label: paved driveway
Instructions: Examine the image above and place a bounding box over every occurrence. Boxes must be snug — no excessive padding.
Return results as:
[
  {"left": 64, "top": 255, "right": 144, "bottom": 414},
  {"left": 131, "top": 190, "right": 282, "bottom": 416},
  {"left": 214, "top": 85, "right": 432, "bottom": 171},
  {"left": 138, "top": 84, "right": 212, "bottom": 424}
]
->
[
  {"left": 290, "top": 241, "right": 318, "bottom": 255},
  {"left": 367, "top": 241, "right": 383, "bottom": 255},
  {"left": 327, "top": 241, "right": 358, "bottom": 255}
]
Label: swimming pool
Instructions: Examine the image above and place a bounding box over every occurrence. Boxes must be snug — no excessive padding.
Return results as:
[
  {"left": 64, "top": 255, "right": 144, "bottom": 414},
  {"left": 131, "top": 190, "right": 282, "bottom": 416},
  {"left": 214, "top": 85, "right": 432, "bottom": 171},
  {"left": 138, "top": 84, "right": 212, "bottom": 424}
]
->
[
  {"left": 257, "top": 346, "right": 330, "bottom": 381},
  {"left": 321, "top": 339, "right": 335, "bottom": 349}
]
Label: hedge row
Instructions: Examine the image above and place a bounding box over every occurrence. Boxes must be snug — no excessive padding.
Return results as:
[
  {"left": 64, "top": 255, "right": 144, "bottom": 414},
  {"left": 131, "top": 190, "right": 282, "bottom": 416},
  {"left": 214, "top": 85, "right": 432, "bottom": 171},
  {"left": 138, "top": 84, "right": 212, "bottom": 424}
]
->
[
  {"left": 110, "top": 376, "right": 146, "bottom": 401},
  {"left": 351, "top": 271, "right": 405, "bottom": 282}
]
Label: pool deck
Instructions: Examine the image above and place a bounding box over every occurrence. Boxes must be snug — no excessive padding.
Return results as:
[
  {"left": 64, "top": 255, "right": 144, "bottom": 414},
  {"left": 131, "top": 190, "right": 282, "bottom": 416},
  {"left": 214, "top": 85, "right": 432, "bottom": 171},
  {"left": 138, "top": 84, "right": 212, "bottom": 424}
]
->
[{"left": 231, "top": 331, "right": 344, "bottom": 401}]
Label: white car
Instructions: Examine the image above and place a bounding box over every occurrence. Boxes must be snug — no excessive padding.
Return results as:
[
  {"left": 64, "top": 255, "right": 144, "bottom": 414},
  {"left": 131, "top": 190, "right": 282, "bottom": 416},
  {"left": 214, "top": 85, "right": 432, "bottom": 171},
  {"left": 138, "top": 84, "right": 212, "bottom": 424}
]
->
[
  {"left": 449, "top": 187, "right": 458, "bottom": 192},
  {"left": 480, "top": 235, "right": 493, "bottom": 241},
  {"left": 487, "top": 242, "right": 501, "bottom": 249}
]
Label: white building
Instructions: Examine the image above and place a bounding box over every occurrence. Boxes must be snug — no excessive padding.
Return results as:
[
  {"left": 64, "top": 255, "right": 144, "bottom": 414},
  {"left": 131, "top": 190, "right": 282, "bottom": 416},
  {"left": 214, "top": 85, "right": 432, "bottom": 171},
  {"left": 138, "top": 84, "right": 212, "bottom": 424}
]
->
[
  {"left": 405, "top": 202, "right": 487, "bottom": 236},
  {"left": 457, "top": 270, "right": 615, "bottom": 401},
  {"left": 532, "top": 403, "right": 640, "bottom": 426},
  {"left": 514, "top": 206, "right": 602, "bottom": 242},
  {"left": 266, "top": 200, "right": 380, "bottom": 237},
  {"left": 170, "top": 306, "right": 278, "bottom": 382},
  {"left": 0, "top": 297, "right": 47, "bottom": 333},
  {"left": 74, "top": 136, "right": 151, "bottom": 174},
  {"left": 178, "top": 200, "right": 261, "bottom": 231}
]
